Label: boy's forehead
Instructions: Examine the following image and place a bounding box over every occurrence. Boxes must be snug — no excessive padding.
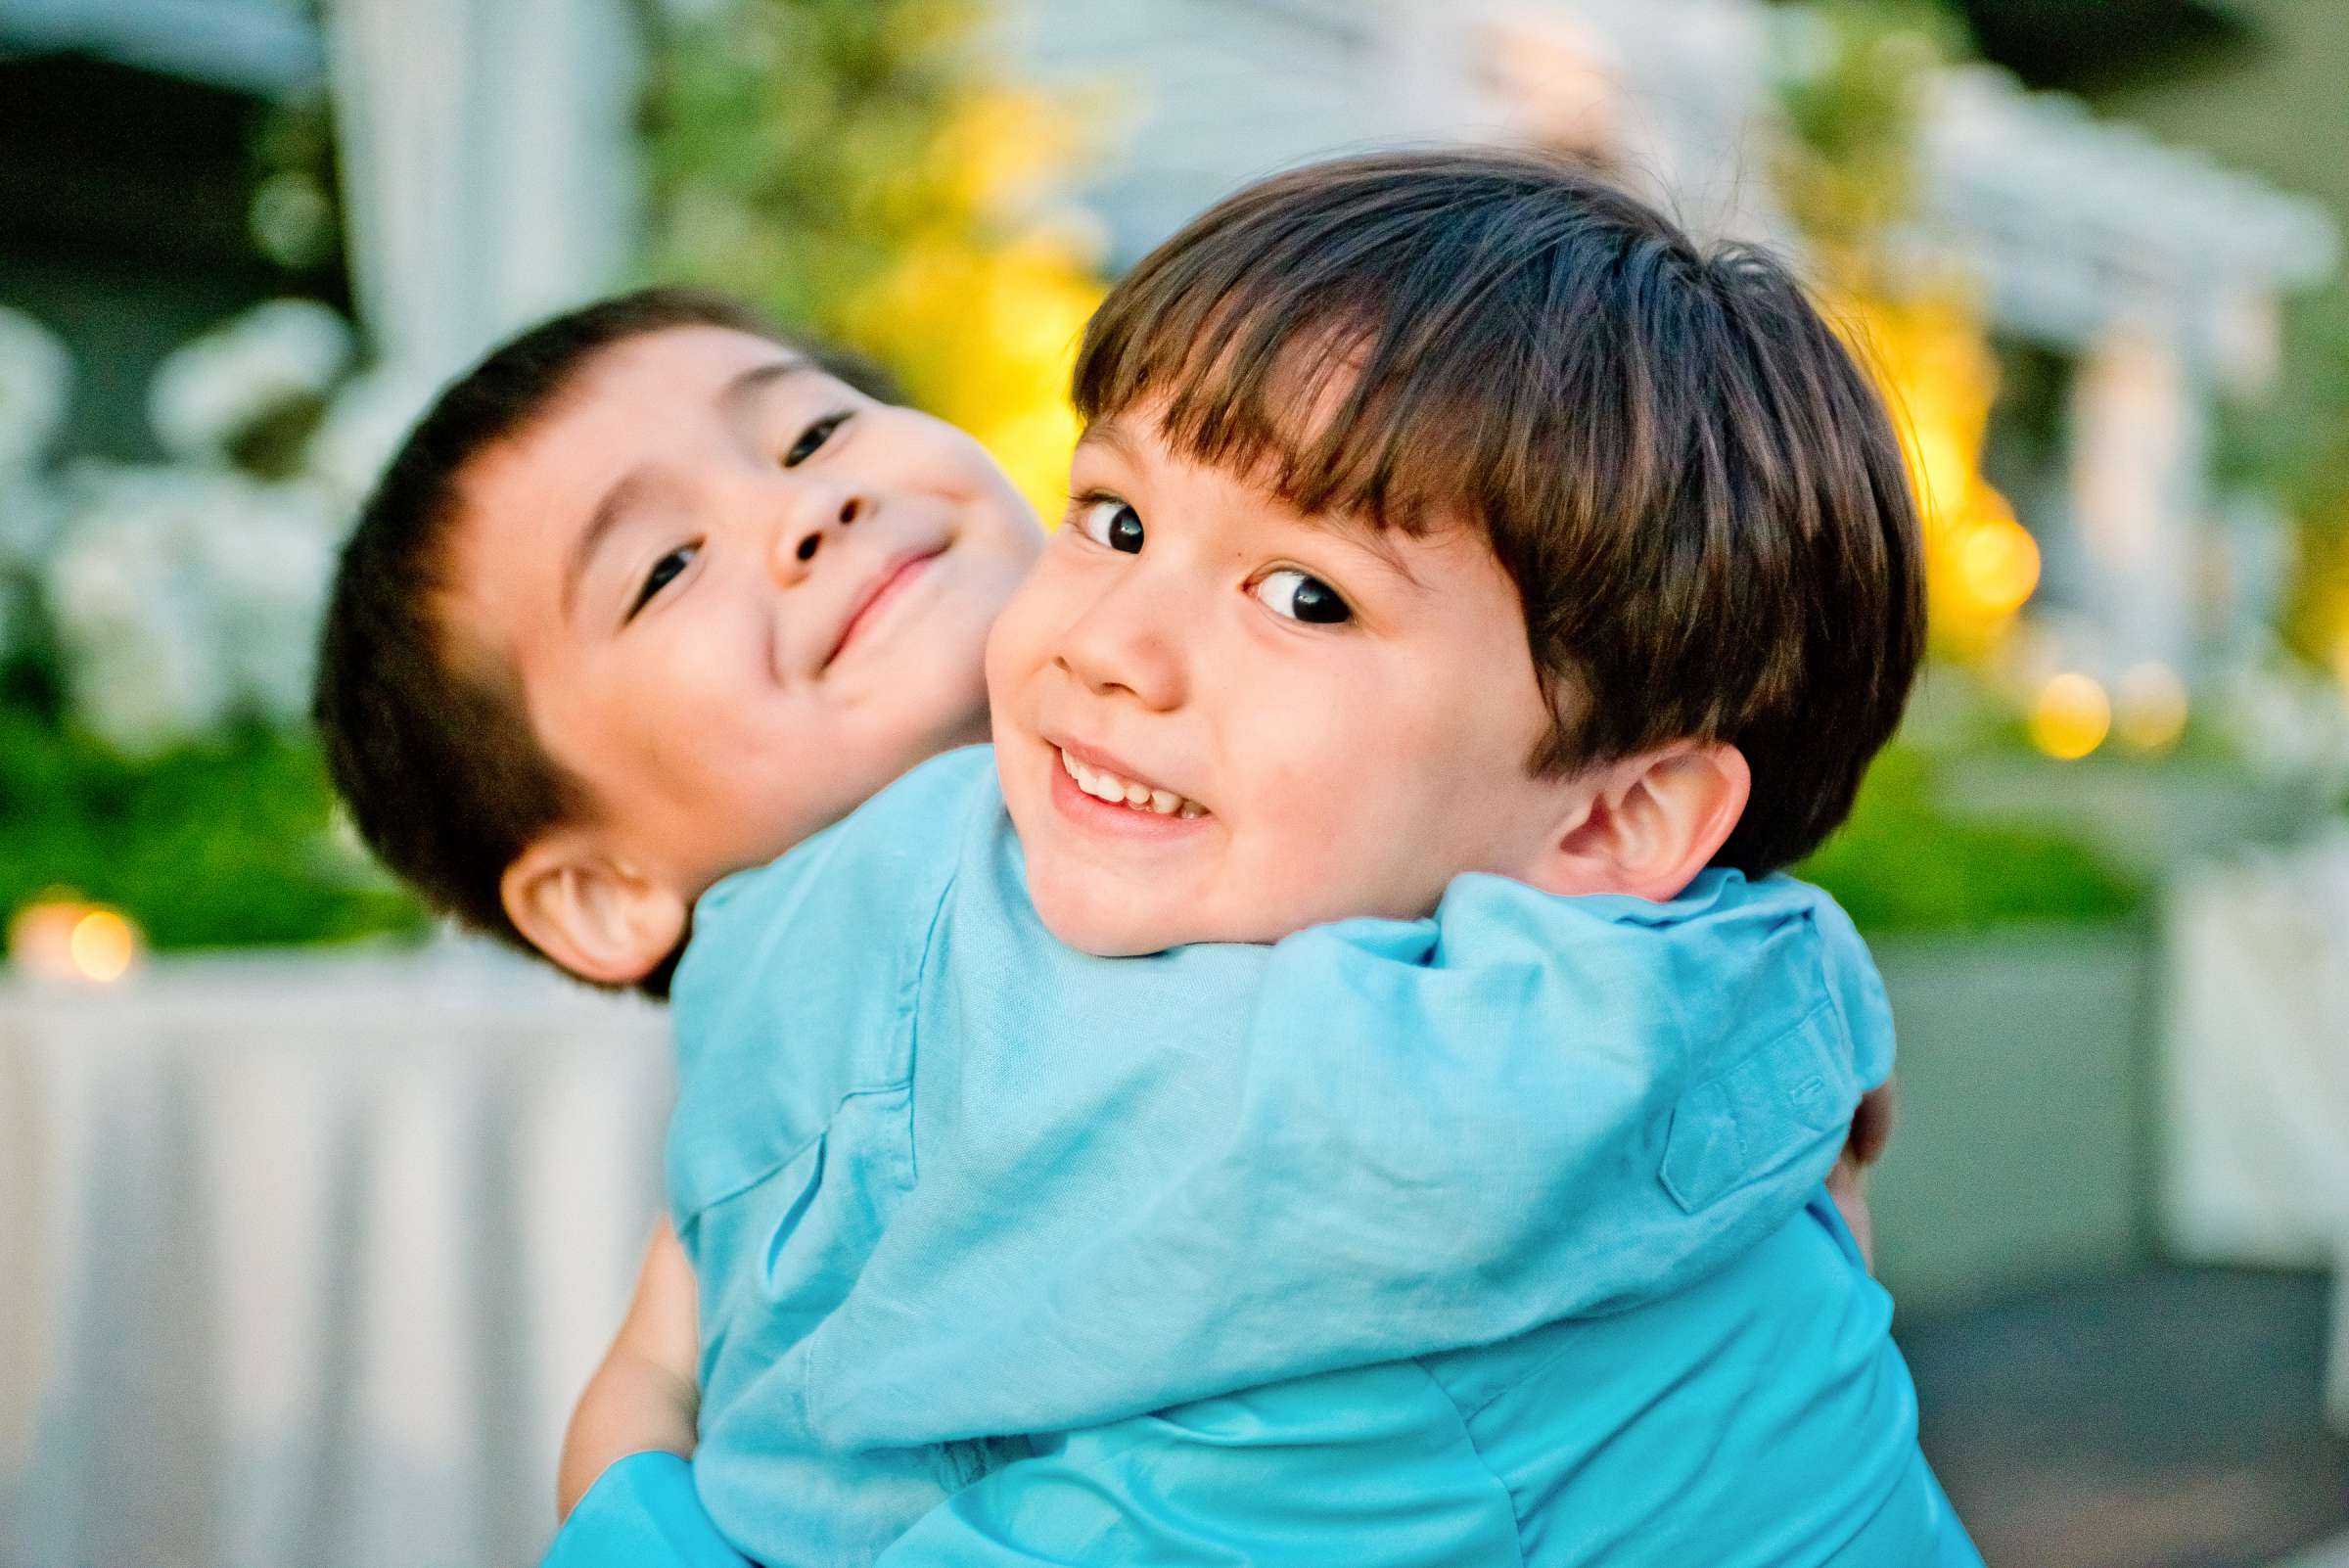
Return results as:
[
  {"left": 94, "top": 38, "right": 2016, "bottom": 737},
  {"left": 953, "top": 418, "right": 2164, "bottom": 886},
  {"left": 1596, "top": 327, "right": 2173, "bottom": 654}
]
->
[{"left": 462, "top": 329, "right": 806, "bottom": 515}]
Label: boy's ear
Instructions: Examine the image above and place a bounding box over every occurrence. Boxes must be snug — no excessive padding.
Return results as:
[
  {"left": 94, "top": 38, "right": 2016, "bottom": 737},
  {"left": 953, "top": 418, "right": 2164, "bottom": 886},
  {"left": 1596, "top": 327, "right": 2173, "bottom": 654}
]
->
[
  {"left": 1532, "top": 742, "right": 1752, "bottom": 903},
  {"left": 500, "top": 833, "right": 688, "bottom": 986}
]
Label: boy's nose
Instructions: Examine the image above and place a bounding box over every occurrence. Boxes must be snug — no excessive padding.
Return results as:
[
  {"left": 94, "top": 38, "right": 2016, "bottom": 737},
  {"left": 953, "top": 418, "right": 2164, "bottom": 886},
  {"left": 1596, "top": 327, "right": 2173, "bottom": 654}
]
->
[
  {"left": 769, "top": 488, "right": 866, "bottom": 584},
  {"left": 1054, "top": 570, "right": 1187, "bottom": 713}
]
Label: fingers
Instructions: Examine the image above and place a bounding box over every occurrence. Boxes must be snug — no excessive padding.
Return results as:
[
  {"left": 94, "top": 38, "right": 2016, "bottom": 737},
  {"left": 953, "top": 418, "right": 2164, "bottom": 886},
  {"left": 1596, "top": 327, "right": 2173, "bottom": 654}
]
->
[
  {"left": 1847, "top": 1081, "right": 1895, "bottom": 1168},
  {"left": 1825, "top": 1153, "right": 1875, "bottom": 1271}
]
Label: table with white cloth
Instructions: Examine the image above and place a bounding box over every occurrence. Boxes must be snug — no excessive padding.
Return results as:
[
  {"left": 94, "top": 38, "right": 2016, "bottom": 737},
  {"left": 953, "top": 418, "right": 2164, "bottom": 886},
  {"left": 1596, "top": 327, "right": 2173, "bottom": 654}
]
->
[
  {"left": 0, "top": 941, "right": 672, "bottom": 1568},
  {"left": 2161, "top": 827, "right": 2349, "bottom": 1432}
]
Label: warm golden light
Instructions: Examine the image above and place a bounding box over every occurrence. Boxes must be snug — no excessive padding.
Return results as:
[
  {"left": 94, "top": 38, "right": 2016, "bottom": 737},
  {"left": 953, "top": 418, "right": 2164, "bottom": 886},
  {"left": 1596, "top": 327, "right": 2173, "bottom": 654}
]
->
[
  {"left": 8, "top": 896, "right": 142, "bottom": 985},
  {"left": 2030, "top": 672, "right": 2112, "bottom": 761},
  {"left": 2114, "top": 661, "right": 2188, "bottom": 753},
  {"left": 68, "top": 909, "right": 137, "bottom": 983},
  {"left": 1839, "top": 288, "right": 2038, "bottom": 658},
  {"left": 1954, "top": 512, "right": 2041, "bottom": 619}
]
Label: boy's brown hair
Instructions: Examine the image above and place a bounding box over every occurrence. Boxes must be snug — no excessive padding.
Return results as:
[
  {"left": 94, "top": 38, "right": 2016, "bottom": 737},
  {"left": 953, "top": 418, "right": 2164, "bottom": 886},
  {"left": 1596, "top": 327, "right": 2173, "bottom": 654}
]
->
[
  {"left": 1075, "top": 149, "right": 1925, "bottom": 873},
  {"left": 314, "top": 288, "right": 892, "bottom": 970}
]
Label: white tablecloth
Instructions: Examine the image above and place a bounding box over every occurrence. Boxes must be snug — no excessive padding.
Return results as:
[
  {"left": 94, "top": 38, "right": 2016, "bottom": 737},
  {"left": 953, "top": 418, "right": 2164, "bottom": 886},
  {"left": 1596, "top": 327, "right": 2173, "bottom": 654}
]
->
[
  {"left": 0, "top": 941, "right": 671, "bottom": 1568},
  {"left": 2160, "top": 827, "right": 2349, "bottom": 1429},
  {"left": 2163, "top": 828, "right": 2349, "bottom": 1264}
]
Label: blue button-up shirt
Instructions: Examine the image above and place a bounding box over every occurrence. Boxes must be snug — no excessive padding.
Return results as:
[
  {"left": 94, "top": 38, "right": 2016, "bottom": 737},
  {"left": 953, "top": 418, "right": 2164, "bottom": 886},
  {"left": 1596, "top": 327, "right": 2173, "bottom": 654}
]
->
[{"left": 547, "top": 747, "right": 1977, "bottom": 1566}]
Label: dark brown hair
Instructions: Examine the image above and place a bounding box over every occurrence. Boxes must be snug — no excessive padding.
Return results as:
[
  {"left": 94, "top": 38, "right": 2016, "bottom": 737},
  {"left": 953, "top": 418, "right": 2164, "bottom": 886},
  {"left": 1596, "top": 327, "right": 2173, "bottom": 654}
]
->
[
  {"left": 1075, "top": 149, "right": 1925, "bottom": 873},
  {"left": 314, "top": 287, "right": 891, "bottom": 982}
]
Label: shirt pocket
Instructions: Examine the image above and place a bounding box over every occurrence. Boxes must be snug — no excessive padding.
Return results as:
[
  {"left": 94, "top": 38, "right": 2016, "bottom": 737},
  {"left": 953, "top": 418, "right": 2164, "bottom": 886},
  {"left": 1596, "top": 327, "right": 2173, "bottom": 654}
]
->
[
  {"left": 1659, "top": 996, "right": 1855, "bottom": 1215},
  {"left": 688, "top": 1081, "right": 917, "bottom": 1374}
]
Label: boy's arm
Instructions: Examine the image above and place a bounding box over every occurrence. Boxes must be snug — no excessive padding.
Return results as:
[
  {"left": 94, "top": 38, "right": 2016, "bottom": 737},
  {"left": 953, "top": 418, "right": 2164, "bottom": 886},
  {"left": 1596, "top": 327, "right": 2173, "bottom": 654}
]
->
[
  {"left": 807, "top": 871, "right": 1888, "bottom": 1448},
  {"left": 542, "top": 1224, "right": 747, "bottom": 1568},
  {"left": 557, "top": 1220, "right": 702, "bottom": 1520}
]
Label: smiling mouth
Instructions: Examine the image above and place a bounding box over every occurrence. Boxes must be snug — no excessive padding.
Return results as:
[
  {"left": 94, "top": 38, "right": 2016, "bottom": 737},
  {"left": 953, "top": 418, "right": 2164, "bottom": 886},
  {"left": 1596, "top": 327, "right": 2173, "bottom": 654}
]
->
[
  {"left": 824, "top": 546, "right": 945, "bottom": 669},
  {"left": 1055, "top": 745, "right": 1207, "bottom": 819}
]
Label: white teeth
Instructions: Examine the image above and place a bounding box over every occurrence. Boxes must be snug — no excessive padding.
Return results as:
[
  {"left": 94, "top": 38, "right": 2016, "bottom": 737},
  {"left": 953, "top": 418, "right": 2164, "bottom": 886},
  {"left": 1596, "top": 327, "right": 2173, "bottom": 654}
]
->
[{"left": 1055, "top": 748, "right": 1205, "bottom": 819}]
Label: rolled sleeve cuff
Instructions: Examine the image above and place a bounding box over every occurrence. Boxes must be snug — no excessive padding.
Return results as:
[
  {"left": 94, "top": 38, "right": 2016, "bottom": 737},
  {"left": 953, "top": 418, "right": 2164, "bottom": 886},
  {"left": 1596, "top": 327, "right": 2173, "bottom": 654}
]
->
[{"left": 542, "top": 1453, "right": 750, "bottom": 1568}]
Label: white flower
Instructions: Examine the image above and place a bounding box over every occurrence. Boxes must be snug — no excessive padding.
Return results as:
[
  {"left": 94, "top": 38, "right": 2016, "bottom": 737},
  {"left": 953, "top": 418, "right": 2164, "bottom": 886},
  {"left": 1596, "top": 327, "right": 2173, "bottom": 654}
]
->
[
  {"left": 303, "top": 364, "right": 436, "bottom": 509},
  {"left": 0, "top": 305, "right": 71, "bottom": 480},
  {"left": 149, "top": 300, "right": 355, "bottom": 461},
  {"left": 41, "top": 462, "right": 344, "bottom": 757}
]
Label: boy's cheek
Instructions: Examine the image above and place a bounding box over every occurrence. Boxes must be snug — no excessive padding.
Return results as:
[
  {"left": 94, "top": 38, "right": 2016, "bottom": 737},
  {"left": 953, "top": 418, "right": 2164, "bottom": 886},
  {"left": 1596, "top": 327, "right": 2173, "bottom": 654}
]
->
[{"left": 981, "top": 557, "right": 1074, "bottom": 707}]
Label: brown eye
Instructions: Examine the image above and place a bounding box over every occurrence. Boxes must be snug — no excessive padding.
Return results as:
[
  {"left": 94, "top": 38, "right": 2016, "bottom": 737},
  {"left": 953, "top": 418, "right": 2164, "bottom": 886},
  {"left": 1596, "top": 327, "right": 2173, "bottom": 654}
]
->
[
  {"left": 784, "top": 412, "right": 851, "bottom": 468},
  {"left": 1252, "top": 568, "right": 1351, "bottom": 624},
  {"left": 1074, "top": 496, "right": 1144, "bottom": 554},
  {"left": 627, "top": 541, "right": 700, "bottom": 620}
]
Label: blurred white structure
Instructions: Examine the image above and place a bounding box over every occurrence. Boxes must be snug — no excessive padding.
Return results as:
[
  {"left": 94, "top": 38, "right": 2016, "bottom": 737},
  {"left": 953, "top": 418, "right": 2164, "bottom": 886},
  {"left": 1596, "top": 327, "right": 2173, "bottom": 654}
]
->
[
  {"left": 324, "top": 0, "right": 643, "bottom": 406},
  {"left": 0, "top": 0, "right": 320, "bottom": 94},
  {"left": 0, "top": 0, "right": 648, "bottom": 447},
  {"left": 2161, "top": 833, "right": 2349, "bottom": 1435},
  {"left": 0, "top": 947, "right": 670, "bottom": 1568}
]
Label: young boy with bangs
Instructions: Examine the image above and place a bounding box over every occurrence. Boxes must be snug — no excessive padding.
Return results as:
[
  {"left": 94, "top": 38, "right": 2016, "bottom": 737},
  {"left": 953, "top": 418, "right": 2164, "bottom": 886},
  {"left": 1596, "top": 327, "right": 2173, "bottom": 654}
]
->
[{"left": 316, "top": 152, "right": 1975, "bottom": 1565}]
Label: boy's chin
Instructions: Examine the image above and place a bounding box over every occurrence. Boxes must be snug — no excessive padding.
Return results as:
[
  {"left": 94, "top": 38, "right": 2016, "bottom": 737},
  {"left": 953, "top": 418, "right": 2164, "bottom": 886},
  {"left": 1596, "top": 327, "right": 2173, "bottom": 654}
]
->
[
  {"left": 1028, "top": 883, "right": 1177, "bottom": 957},
  {"left": 1024, "top": 868, "right": 1303, "bottom": 956},
  {"left": 1022, "top": 870, "right": 1229, "bottom": 957}
]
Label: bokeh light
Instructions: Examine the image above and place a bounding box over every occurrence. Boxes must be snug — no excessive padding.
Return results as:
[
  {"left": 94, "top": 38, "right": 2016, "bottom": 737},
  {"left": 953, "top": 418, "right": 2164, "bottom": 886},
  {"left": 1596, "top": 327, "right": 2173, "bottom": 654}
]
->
[
  {"left": 2030, "top": 672, "right": 2113, "bottom": 761},
  {"left": 1953, "top": 509, "right": 2042, "bottom": 620},
  {"left": 8, "top": 896, "right": 144, "bottom": 985},
  {"left": 68, "top": 909, "right": 138, "bottom": 983}
]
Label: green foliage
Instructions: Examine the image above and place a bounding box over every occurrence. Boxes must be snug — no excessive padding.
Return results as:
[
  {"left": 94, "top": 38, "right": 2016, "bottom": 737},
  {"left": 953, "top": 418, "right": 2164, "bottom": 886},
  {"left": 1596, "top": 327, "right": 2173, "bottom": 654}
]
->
[
  {"left": 0, "top": 684, "right": 424, "bottom": 952},
  {"left": 645, "top": 0, "right": 982, "bottom": 329},
  {"left": 1772, "top": 0, "right": 1965, "bottom": 264},
  {"left": 1798, "top": 745, "right": 2146, "bottom": 932},
  {"left": 641, "top": 0, "right": 1104, "bottom": 510}
]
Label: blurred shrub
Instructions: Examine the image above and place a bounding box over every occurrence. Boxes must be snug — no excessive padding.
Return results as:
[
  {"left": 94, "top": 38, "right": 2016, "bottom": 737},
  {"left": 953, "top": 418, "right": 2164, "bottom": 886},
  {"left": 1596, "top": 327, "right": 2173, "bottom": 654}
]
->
[
  {"left": 1798, "top": 745, "right": 2147, "bottom": 932},
  {"left": 643, "top": 0, "right": 1106, "bottom": 515},
  {"left": 0, "top": 696, "right": 423, "bottom": 951},
  {"left": 1, "top": 301, "right": 425, "bottom": 953}
]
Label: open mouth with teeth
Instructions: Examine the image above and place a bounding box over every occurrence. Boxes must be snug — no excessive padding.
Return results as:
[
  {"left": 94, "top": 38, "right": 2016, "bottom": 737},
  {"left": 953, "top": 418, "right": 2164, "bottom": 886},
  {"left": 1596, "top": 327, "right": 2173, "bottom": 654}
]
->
[{"left": 1057, "top": 747, "right": 1207, "bottom": 819}]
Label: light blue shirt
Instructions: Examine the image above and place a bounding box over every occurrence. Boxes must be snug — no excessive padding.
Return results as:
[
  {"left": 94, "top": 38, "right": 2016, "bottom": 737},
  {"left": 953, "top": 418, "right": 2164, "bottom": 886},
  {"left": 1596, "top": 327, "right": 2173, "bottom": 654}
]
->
[{"left": 548, "top": 746, "right": 1978, "bottom": 1567}]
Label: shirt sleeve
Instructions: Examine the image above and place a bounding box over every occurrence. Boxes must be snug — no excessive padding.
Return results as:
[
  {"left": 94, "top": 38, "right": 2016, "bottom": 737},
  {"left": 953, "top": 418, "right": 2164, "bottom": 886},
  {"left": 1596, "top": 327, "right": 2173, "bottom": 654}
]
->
[
  {"left": 806, "top": 870, "right": 1887, "bottom": 1448},
  {"left": 541, "top": 1453, "right": 753, "bottom": 1568},
  {"left": 870, "top": 1364, "right": 1520, "bottom": 1568}
]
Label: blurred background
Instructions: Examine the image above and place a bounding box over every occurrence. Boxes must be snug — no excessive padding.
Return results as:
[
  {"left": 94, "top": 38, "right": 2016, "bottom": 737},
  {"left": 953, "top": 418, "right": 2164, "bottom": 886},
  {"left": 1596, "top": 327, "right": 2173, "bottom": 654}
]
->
[{"left": 2, "top": 0, "right": 2346, "bottom": 1563}]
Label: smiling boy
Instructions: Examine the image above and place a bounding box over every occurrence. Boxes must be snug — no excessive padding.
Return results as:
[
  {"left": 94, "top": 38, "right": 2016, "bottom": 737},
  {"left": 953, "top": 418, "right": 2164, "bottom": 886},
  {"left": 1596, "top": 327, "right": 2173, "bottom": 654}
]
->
[
  {"left": 320, "top": 291, "right": 1040, "bottom": 983},
  {"left": 319, "top": 154, "right": 1972, "bottom": 1566}
]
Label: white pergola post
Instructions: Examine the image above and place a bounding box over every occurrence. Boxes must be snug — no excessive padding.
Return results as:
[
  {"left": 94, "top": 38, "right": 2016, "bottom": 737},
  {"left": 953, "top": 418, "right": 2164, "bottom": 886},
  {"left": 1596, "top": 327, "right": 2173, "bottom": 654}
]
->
[{"left": 323, "top": 0, "right": 644, "bottom": 396}]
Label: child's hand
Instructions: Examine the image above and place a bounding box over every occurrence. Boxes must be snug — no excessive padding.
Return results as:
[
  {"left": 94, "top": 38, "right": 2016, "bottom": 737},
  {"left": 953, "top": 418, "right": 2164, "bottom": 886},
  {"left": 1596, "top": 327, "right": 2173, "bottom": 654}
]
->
[
  {"left": 1825, "top": 1082, "right": 1894, "bottom": 1271},
  {"left": 556, "top": 1218, "right": 703, "bottom": 1520}
]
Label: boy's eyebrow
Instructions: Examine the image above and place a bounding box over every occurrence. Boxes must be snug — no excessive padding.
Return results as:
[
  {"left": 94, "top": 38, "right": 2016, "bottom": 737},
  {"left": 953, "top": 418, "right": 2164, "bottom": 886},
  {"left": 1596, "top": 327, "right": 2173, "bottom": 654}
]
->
[
  {"left": 563, "top": 466, "right": 663, "bottom": 623},
  {"left": 1072, "top": 416, "right": 1139, "bottom": 463},
  {"left": 717, "top": 355, "right": 820, "bottom": 425},
  {"left": 1311, "top": 510, "right": 1423, "bottom": 588}
]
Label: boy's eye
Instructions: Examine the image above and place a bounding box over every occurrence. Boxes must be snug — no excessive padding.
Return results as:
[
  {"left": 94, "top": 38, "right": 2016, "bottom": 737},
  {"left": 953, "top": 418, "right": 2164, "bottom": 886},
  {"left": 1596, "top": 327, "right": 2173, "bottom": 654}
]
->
[
  {"left": 1252, "top": 568, "right": 1351, "bottom": 625},
  {"left": 784, "top": 412, "right": 851, "bottom": 468},
  {"left": 627, "top": 541, "right": 701, "bottom": 621},
  {"left": 1073, "top": 496, "right": 1145, "bottom": 554}
]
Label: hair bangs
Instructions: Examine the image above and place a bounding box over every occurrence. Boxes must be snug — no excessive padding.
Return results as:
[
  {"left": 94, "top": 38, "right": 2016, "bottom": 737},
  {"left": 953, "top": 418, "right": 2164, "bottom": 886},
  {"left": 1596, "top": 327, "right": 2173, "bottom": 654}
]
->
[{"left": 1075, "top": 227, "right": 1518, "bottom": 538}]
